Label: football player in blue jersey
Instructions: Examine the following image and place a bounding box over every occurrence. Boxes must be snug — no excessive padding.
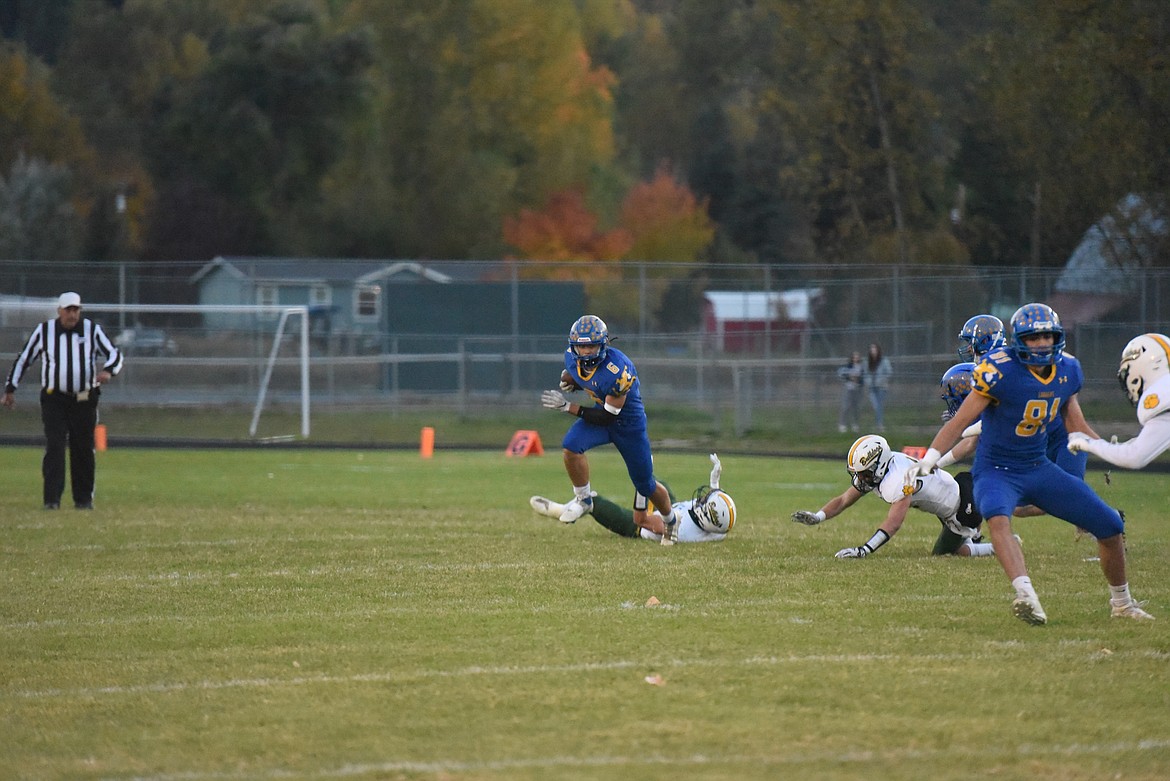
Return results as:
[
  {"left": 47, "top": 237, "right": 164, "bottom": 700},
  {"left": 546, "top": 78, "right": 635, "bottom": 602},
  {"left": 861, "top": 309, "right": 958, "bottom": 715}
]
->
[
  {"left": 911, "top": 303, "right": 1153, "bottom": 625},
  {"left": 940, "top": 314, "right": 1091, "bottom": 515},
  {"left": 540, "top": 315, "right": 681, "bottom": 544}
]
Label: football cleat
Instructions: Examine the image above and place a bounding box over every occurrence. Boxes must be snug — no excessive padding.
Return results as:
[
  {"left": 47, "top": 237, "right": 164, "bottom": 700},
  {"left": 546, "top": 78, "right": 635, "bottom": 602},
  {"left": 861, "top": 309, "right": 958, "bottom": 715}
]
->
[
  {"left": 1110, "top": 599, "right": 1155, "bottom": 620},
  {"left": 1011, "top": 595, "right": 1048, "bottom": 626},
  {"left": 529, "top": 496, "right": 565, "bottom": 519},
  {"left": 558, "top": 496, "right": 593, "bottom": 524},
  {"left": 660, "top": 513, "right": 678, "bottom": 546}
]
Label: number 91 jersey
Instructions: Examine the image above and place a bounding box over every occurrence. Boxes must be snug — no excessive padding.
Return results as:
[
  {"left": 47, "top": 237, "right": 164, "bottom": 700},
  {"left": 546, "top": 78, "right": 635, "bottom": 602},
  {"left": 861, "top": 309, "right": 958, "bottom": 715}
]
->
[{"left": 971, "top": 348, "right": 1084, "bottom": 469}]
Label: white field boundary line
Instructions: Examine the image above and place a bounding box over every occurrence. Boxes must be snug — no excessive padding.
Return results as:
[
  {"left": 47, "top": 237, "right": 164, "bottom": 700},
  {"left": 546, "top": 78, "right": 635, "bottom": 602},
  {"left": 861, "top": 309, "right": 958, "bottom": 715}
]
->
[
  {"left": 13, "top": 650, "right": 1170, "bottom": 702},
  {"left": 104, "top": 738, "right": 1170, "bottom": 781},
  {"left": 15, "top": 557, "right": 654, "bottom": 586},
  {"left": 0, "top": 591, "right": 1043, "bottom": 636},
  {"left": 1, "top": 591, "right": 992, "bottom": 633},
  {"left": 9, "top": 653, "right": 978, "bottom": 699}
]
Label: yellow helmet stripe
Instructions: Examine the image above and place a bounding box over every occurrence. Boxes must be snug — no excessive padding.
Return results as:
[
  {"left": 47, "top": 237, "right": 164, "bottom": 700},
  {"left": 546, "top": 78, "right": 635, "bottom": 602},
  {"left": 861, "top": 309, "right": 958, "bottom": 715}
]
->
[{"left": 1147, "top": 333, "right": 1170, "bottom": 362}]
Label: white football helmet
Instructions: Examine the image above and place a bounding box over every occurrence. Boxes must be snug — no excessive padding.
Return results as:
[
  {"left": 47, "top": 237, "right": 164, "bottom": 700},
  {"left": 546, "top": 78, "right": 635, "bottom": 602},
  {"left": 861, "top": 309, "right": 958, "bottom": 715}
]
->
[
  {"left": 691, "top": 486, "right": 736, "bottom": 533},
  {"left": 846, "top": 434, "right": 894, "bottom": 493},
  {"left": 1118, "top": 333, "right": 1170, "bottom": 406}
]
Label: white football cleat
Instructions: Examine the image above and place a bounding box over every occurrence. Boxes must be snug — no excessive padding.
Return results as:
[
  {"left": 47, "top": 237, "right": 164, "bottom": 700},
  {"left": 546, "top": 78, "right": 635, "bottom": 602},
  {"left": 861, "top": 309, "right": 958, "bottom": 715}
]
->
[
  {"left": 1110, "top": 599, "right": 1155, "bottom": 620},
  {"left": 558, "top": 496, "right": 593, "bottom": 524},
  {"left": 529, "top": 496, "right": 565, "bottom": 519},
  {"left": 1012, "top": 595, "right": 1048, "bottom": 626},
  {"left": 660, "top": 513, "right": 678, "bottom": 546}
]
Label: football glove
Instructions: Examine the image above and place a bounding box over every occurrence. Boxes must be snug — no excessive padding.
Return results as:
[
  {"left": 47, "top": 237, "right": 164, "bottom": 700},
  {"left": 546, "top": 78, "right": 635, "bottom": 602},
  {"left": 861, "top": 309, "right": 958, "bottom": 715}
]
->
[
  {"left": 1066, "top": 432, "right": 1092, "bottom": 453},
  {"left": 541, "top": 389, "right": 571, "bottom": 413},
  {"left": 709, "top": 453, "right": 722, "bottom": 489},
  {"left": 791, "top": 510, "right": 825, "bottom": 526},
  {"left": 835, "top": 546, "right": 868, "bottom": 559},
  {"left": 907, "top": 447, "right": 942, "bottom": 482}
]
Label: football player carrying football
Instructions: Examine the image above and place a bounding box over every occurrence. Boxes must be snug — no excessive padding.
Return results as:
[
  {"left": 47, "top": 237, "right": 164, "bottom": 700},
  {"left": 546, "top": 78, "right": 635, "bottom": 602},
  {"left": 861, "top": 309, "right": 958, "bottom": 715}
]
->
[
  {"left": 530, "top": 454, "right": 735, "bottom": 543},
  {"left": 540, "top": 315, "right": 681, "bottom": 544},
  {"left": 911, "top": 303, "right": 1153, "bottom": 625}
]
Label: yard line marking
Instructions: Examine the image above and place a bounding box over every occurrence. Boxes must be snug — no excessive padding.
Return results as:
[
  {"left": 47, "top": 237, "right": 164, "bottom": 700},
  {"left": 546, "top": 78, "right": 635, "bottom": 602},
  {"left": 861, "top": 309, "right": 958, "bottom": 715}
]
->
[
  {"left": 20, "top": 649, "right": 1170, "bottom": 701},
  {"left": 15, "top": 653, "right": 946, "bottom": 699},
  {"left": 2, "top": 592, "right": 984, "bottom": 632},
  {"left": 103, "top": 738, "right": 1170, "bottom": 780}
]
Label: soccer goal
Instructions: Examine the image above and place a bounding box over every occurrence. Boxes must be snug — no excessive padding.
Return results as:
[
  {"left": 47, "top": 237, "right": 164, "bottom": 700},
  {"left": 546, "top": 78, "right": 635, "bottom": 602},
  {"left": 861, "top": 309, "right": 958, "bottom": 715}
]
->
[{"left": 0, "top": 299, "right": 311, "bottom": 438}]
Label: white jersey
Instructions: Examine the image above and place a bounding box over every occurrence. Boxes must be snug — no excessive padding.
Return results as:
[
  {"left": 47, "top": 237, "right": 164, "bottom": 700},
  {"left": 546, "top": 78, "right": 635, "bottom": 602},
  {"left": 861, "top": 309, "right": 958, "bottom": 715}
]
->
[
  {"left": 874, "top": 452, "right": 970, "bottom": 537},
  {"left": 1078, "top": 374, "right": 1170, "bottom": 469},
  {"left": 638, "top": 500, "right": 727, "bottom": 543}
]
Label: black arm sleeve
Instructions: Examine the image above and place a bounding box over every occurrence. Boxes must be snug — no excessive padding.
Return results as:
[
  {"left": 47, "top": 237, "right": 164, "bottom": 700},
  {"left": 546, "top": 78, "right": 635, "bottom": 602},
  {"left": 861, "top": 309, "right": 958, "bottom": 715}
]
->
[{"left": 576, "top": 405, "right": 619, "bottom": 426}]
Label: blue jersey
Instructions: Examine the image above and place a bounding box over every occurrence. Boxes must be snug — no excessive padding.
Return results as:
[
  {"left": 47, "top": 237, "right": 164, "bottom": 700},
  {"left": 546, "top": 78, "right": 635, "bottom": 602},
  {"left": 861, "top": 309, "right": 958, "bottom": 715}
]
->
[
  {"left": 561, "top": 346, "right": 658, "bottom": 497},
  {"left": 969, "top": 348, "right": 1122, "bottom": 538},
  {"left": 562, "top": 346, "right": 645, "bottom": 420},
  {"left": 971, "top": 347, "right": 1084, "bottom": 470}
]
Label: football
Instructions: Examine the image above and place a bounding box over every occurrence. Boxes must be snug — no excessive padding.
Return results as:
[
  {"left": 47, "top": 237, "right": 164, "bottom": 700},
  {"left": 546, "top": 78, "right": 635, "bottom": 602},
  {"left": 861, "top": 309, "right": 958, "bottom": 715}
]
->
[{"left": 560, "top": 370, "right": 581, "bottom": 390}]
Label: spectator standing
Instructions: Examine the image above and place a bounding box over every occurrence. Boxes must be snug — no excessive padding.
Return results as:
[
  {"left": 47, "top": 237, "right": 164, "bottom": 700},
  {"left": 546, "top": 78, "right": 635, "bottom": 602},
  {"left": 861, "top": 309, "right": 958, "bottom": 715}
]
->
[
  {"left": 3, "top": 292, "right": 123, "bottom": 509},
  {"left": 836, "top": 351, "right": 864, "bottom": 433},
  {"left": 863, "top": 342, "right": 893, "bottom": 432}
]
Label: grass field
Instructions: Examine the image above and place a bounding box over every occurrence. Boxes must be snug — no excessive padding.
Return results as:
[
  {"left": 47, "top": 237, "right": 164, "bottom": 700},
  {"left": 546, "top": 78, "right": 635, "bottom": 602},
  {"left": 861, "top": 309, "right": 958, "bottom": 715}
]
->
[{"left": 1, "top": 445, "right": 1168, "bottom": 780}]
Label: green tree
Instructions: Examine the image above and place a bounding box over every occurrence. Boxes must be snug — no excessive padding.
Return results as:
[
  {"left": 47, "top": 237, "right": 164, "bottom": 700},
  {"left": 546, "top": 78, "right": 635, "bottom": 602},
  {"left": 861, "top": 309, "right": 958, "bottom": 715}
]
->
[
  {"left": 758, "top": 0, "right": 955, "bottom": 266},
  {"left": 0, "top": 153, "right": 82, "bottom": 260},
  {"left": 974, "top": 0, "right": 1170, "bottom": 266},
  {"left": 144, "top": 1, "right": 373, "bottom": 257},
  {"left": 323, "top": 0, "right": 619, "bottom": 259}
]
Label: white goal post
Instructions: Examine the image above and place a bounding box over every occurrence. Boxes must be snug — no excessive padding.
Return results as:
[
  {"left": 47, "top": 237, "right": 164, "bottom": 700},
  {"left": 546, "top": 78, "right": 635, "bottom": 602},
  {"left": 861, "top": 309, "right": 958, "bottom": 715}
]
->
[{"left": 0, "top": 299, "right": 311, "bottom": 439}]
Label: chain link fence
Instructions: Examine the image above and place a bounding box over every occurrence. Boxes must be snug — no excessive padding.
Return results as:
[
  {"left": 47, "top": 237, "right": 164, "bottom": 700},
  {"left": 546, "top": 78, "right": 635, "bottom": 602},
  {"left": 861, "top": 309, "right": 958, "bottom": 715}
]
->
[{"left": 2, "top": 259, "right": 1166, "bottom": 435}]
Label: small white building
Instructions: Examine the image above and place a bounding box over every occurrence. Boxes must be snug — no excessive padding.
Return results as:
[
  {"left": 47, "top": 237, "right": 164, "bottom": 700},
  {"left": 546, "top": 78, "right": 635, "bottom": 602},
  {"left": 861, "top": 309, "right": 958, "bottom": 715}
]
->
[{"left": 702, "top": 288, "right": 823, "bottom": 352}]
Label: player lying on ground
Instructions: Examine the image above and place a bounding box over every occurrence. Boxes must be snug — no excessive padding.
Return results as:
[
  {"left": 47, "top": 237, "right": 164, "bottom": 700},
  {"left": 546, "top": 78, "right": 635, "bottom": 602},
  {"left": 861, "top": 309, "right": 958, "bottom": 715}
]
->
[
  {"left": 791, "top": 434, "right": 998, "bottom": 558},
  {"left": 530, "top": 454, "right": 735, "bottom": 543}
]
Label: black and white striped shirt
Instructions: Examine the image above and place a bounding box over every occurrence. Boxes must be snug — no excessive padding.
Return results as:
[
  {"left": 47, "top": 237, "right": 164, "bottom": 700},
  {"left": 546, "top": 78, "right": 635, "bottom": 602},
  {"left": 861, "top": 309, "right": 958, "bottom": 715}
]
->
[{"left": 5, "top": 318, "right": 123, "bottom": 395}]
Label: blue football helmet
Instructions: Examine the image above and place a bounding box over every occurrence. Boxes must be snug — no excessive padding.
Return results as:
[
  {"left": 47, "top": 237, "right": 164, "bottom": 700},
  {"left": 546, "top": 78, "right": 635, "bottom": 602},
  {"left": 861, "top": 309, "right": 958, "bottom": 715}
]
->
[
  {"left": 1010, "top": 303, "right": 1065, "bottom": 366},
  {"left": 939, "top": 362, "right": 975, "bottom": 421},
  {"left": 568, "top": 315, "right": 610, "bottom": 370},
  {"left": 957, "top": 314, "right": 1005, "bottom": 362}
]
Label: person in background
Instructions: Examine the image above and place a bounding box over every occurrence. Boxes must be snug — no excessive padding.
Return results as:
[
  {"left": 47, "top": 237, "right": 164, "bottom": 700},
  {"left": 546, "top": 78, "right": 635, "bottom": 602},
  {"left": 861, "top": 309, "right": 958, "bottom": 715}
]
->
[
  {"left": 3, "top": 292, "right": 123, "bottom": 510},
  {"left": 541, "top": 315, "right": 681, "bottom": 545},
  {"left": 862, "top": 343, "right": 892, "bottom": 432},
  {"left": 836, "top": 351, "right": 864, "bottom": 433}
]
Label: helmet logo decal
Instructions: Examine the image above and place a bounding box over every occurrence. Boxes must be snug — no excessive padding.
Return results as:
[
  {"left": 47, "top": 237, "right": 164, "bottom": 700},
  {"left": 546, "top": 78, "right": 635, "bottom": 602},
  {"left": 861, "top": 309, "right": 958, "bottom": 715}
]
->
[{"left": 1145, "top": 394, "right": 1160, "bottom": 410}]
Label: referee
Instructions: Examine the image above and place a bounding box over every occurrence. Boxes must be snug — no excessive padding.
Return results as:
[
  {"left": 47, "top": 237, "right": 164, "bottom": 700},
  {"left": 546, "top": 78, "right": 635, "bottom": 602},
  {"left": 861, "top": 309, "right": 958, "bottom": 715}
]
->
[{"left": 3, "top": 292, "right": 123, "bottom": 509}]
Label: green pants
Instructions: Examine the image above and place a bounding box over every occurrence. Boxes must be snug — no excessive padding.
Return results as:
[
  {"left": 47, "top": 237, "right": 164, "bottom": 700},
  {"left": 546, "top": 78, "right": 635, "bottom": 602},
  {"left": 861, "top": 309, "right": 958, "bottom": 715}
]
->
[{"left": 589, "top": 483, "right": 678, "bottom": 538}]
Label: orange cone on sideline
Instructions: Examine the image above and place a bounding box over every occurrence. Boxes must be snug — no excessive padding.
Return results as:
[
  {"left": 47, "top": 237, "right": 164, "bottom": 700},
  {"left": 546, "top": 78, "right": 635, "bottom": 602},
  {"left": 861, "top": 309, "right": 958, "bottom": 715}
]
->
[
  {"left": 95, "top": 424, "right": 108, "bottom": 452},
  {"left": 506, "top": 430, "right": 543, "bottom": 457},
  {"left": 420, "top": 427, "right": 435, "bottom": 458}
]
